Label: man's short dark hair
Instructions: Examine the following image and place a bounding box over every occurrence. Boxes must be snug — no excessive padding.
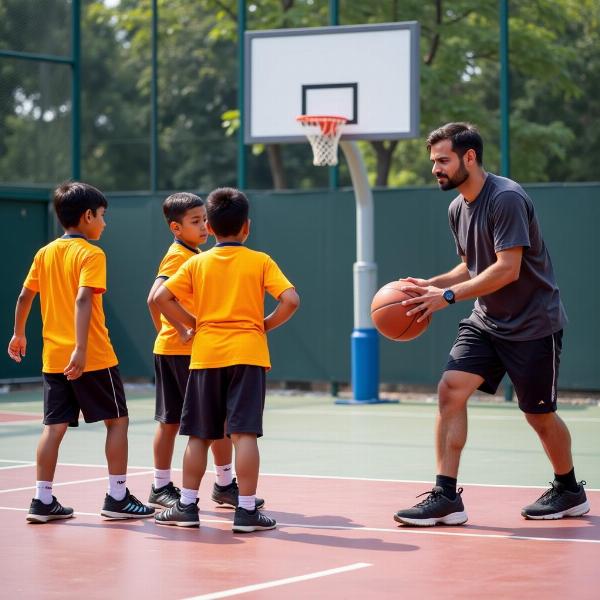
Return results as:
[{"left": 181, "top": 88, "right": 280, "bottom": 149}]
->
[
  {"left": 426, "top": 122, "right": 484, "bottom": 165},
  {"left": 53, "top": 181, "right": 108, "bottom": 229},
  {"left": 162, "top": 192, "right": 204, "bottom": 224},
  {"left": 206, "top": 187, "right": 249, "bottom": 237}
]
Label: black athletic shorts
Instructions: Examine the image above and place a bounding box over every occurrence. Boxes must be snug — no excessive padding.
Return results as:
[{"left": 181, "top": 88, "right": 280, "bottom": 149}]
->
[
  {"left": 445, "top": 320, "right": 563, "bottom": 414},
  {"left": 180, "top": 365, "right": 266, "bottom": 439},
  {"left": 154, "top": 354, "right": 190, "bottom": 423},
  {"left": 42, "top": 366, "right": 128, "bottom": 426}
]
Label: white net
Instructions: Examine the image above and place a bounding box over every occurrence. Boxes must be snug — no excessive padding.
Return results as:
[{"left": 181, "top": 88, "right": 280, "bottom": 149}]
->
[{"left": 297, "top": 116, "right": 347, "bottom": 166}]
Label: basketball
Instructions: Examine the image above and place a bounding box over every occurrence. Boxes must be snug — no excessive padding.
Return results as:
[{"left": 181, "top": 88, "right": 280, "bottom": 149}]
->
[{"left": 371, "top": 280, "right": 431, "bottom": 341}]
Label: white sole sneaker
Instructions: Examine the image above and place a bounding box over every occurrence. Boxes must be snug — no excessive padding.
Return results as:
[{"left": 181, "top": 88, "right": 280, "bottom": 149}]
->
[
  {"left": 155, "top": 519, "right": 199, "bottom": 528},
  {"left": 26, "top": 513, "right": 74, "bottom": 524},
  {"left": 232, "top": 523, "right": 277, "bottom": 533},
  {"left": 523, "top": 500, "right": 590, "bottom": 520},
  {"left": 394, "top": 510, "right": 468, "bottom": 527},
  {"left": 100, "top": 510, "right": 155, "bottom": 520}
]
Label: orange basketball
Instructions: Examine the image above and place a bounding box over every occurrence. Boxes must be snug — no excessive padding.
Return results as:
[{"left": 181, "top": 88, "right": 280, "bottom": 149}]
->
[{"left": 371, "top": 280, "right": 431, "bottom": 341}]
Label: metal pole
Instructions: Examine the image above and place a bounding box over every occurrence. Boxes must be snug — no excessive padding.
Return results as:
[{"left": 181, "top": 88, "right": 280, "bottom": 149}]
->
[
  {"left": 71, "top": 0, "right": 81, "bottom": 180},
  {"left": 150, "top": 0, "right": 159, "bottom": 192},
  {"left": 237, "top": 0, "right": 247, "bottom": 189},
  {"left": 500, "top": 0, "right": 514, "bottom": 402},
  {"left": 328, "top": 0, "right": 339, "bottom": 190}
]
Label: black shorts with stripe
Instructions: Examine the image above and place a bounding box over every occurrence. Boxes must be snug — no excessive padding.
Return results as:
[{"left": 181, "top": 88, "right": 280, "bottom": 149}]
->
[
  {"left": 180, "top": 365, "right": 266, "bottom": 439},
  {"left": 43, "top": 366, "right": 128, "bottom": 426},
  {"left": 445, "top": 320, "right": 563, "bottom": 414},
  {"left": 154, "top": 354, "right": 190, "bottom": 423}
]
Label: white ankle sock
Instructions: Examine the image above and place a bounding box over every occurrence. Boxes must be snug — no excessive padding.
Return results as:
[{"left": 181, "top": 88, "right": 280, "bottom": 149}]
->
[
  {"left": 154, "top": 469, "right": 171, "bottom": 489},
  {"left": 180, "top": 488, "right": 198, "bottom": 506},
  {"left": 238, "top": 495, "right": 255, "bottom": 511},
  {"left": 215, "top": 463, "right": 233, "bottom": 487},
  {"left": 108, "top": 474, "right": 127, "bottom": 501},
  {"left": 35, "top": 481, "right": 53, "bottom": 505}
]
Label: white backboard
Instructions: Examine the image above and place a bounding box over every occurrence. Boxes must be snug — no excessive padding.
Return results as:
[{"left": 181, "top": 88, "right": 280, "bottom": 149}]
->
[{"left": 245, "top": 22, "right": 420, "bottom": 144}]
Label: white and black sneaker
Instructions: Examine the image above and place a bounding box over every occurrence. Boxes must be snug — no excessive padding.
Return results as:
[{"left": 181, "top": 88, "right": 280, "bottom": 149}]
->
[
  {"left": 521, "top": 480, "right": 590, "bottom": 520},
  {"left": 232, "top": 507, "right": 276, "bottom": 533},
  {"left": 394, "top": 486, "right": 468, "bottom": 527},
  {"left": 155, "top": 499, "right": 200, "bottom": 528},
  {"left": 27, "top": 497, "right": 74, "bottom": 523},
  {"left": 211, "top": 478, "right": 265, "bottom": 510},
  {"left": 101, "top": 489, "right": 155, "bottom": 519},
  {"left": 148, "top": 482, "right": 180, "bottom": 509}
]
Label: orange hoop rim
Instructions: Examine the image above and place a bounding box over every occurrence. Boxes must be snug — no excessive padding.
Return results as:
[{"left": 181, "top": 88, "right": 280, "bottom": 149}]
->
[{"left": 296, "top": 114, "right": 348, "bottom": 136}]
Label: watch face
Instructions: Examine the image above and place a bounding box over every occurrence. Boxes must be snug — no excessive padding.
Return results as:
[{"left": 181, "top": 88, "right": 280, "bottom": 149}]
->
[{"left": 443, "top": 290, "right": 454, "bottom": 303}]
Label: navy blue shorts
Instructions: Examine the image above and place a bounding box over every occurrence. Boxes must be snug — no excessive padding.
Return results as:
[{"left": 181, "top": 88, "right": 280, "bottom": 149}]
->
[
  {"left": 445, "top": 320, "right": 562, "bottom": 414},
  {"left": 43, "top": 366, "right": 128, "bottom": 426},
  {"left": 180, "top": 365, "right": 266, "bottom": 439}
]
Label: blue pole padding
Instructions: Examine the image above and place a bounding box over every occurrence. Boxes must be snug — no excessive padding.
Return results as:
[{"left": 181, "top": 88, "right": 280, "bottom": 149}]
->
[{"left": 351, "top": 328, "right": 379, "bottom": 402}]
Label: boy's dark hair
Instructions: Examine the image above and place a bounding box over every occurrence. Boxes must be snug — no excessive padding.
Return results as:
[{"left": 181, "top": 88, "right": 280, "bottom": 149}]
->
[
  {"left": 162, "top": 192, "right": 204, "bottom": 224},
  {"left": 206, "top": 187, "right": 249, "bottom": 237},
  {"left": 53, "top": 181, "right": 108, "bottom": 229},
  {"left": 426, "top": 122, "right": 484, "bottom": 165}
]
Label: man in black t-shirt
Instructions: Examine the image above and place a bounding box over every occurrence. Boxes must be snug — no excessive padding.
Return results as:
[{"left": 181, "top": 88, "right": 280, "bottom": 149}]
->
[{"left": 393, "top": 122, "right": 589, "bottom": 527}]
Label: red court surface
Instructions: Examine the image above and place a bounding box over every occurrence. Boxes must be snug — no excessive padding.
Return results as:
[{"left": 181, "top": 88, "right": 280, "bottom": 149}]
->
[{"left": 0, "top": 464, "right": 598, "bottom": 599}]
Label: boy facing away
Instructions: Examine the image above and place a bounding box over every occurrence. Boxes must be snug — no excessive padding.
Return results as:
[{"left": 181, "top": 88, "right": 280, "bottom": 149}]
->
[
  {"left": 154, "top": 187, "right": 299, "bottom": 531},
  {"left": 7, "top": 182, "right": 154, "bottom": 523},
  {"left": 146, "top": 192, "right": 264, "bottom": 510}
]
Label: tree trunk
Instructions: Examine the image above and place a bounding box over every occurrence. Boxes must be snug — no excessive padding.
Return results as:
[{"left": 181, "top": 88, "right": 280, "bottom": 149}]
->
[
  {"left": 266, "top": 144, "right": 287, "bottom": 190},
  {"left": 371, "top": 140, "right": 398, "bottom": 187}
]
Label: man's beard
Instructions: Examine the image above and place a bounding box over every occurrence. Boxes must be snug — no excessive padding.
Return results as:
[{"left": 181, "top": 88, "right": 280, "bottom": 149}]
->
[{"left": 437, "top": 161, "right": 469, "bottom": 191}]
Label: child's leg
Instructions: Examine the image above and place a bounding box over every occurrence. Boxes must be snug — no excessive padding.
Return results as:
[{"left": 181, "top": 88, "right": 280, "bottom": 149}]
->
[
  {"left": 230, "top": 433, "right": 259, "bottom": 497},
  {"left": 182, "top": 436, "right": 211, "bottom": 490},
  {"left": 153, "top": 422, "right": 179, "bottom": 477},
  {"left": 211, "top": 435, "right": 234, "bottom": 486},
  {"left": 36, "top": 423, "right": 69, "bottom": 500},
  {"left": 104, "top": 416, "right": 129, "bottom": 500}
]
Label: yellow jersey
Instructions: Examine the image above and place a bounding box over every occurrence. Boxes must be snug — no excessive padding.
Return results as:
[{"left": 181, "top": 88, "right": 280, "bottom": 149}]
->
[
  {"left": 23, "top": 236, "right": 118, "bottom": 373},
  {"left": 164, "top": 243, "right": 293, "bottom": 369},
  {"left": 153, "top": 240, "right": 199, "bottom": 355}
]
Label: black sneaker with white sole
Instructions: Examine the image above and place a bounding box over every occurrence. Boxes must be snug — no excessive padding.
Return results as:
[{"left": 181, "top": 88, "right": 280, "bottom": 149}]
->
[
  {"left": 101, "top": 489, "right": 155, "bottom": 519},
  {"left": 27, "top": 497, "right": 74, "bottom": 523},
  {"left": 155, "top": 499, "right": 200, "bottom": 527},
  {"left": 521, "top": 480, "right": 590, "bottom": 520},
  {"left": 148, "top": 482, "right": 180, "bottom": 509},
  {"left": 394, "top": 486, "right": 468, "bottom": 527},
  {"left": 212, "top": 478, "right": 265, "bottom": 510},
  {"left": 232, "top": 507, "right": 276, "bottom": 533}
]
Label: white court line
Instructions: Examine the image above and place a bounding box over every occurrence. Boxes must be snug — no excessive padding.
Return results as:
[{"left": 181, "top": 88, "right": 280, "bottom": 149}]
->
[
  {"left": 0, "top": 505, "right": 597, "bottom": 545},
  {"left": 180, "top": 563, "right": 372, "bottom": 599},
  {"left": 0, "top": 470, "right": 154, "bottom": 494},
  {"left": 0, "top": 459, "right": 598, "bottom": 492},
  {"left": 0, "top": 463, "right": 35, "bottom": 471}
]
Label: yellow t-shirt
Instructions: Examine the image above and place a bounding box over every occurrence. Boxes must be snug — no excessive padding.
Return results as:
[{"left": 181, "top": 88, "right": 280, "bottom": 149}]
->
[
  {"left": 153, "top": 241, "right": 199, "bottom": 355},
  {"left": 164, "top": 244, "right": 293, "bottom": 369},
  {"left": 23, "top": 236, "right": 118, "bottom": 373}
]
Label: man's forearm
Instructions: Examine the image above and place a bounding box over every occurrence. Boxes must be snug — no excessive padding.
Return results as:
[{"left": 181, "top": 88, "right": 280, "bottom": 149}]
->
[
  {"left": 453, "top": 261, "right": 517, "bottom": 302},
  {"left": 427, "top": 262, "right": 470, "bottom": 289}
]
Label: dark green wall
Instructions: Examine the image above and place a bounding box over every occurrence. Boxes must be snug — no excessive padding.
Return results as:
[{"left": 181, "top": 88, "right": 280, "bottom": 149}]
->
[{"left": 1, "top": 184, "right": 599, "bottom": 389}]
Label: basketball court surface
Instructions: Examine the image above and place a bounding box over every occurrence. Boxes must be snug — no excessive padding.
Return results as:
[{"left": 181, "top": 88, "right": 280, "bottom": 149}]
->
[{"left": 1, "top": 387, "right": 598, "bottom": 599}]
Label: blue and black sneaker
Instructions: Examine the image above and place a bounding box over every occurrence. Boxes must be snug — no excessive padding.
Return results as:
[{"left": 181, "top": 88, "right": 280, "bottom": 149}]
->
[
  {"left": 27, "top": 496, "right": 74, "bottom": 524},
  {"left": 148, "top": 482, "right": 180, "bottom": 509},
  {"left": 155, "top": 499, "right": 200, "bottom": 528},
  {"left": 101, "top": 488, "right": 155, "bottom": 519}
]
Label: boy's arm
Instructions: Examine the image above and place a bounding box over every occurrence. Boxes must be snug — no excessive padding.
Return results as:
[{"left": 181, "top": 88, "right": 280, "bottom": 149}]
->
[
  {"left": 264, "top": 288, "right": 300, "bottom": 333},
  {"left": 64, "top": 287, "right": 94, "bottom": 381},
  {"left": 147, "top": 278, "right": 166, "bottom": 333},
  {"left": 154, "top": 285, "right": 196, "bottom": 340},
  {"left": 7, "top": 287, "right": 37, "bottom": 363}
]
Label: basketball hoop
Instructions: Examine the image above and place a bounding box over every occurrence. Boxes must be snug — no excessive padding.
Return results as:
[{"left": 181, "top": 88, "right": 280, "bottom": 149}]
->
[{"left": 296, "top": 115, "right": 348, "bottom": 167}]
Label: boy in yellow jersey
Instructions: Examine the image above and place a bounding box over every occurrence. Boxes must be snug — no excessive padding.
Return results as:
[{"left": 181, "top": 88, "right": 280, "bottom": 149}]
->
[
  {"left": 7, "top": 182, "right": 154, "bottom": 523},
  {"left": 146, "top": 193, "right": 264, "bottom": 511},
  {"left": 154, "top": 187, "right": 299, "bottom": 531}
]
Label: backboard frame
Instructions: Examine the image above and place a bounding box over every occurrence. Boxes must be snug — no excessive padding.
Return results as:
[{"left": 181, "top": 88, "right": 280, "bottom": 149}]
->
[{"left": 244, "top": 22, "right": 420, "bottom": 144}]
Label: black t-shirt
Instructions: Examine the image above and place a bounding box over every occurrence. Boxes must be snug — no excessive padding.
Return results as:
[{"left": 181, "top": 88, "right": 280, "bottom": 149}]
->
[{"left": 448, "top": 173, "right": 567, "bottom": 340}]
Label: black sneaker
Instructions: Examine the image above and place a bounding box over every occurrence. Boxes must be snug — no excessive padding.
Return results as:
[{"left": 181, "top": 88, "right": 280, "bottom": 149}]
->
[
  {"left": 212, "top": 478, "right": 265, "bottom": 510},
  {"left": 155, "top": 499, "right": 200, "bottom": 528},
  {"left": 27, "top": 497, "right": 74, "bottom": 523},
  {"left": 394, "top": 486, "right": 468, "bottom": 527},
  {"left": 101, "top": 488, "right": 155, "bottom": 519},
  {"left": 521, "top": 480, "right": 590, "bottom": 520},
  {"left": 148, "top": 482, "right": 180, "bottom": 509},
  {"left": 232, "top": 507, "right": 276, "bottom": 533}
]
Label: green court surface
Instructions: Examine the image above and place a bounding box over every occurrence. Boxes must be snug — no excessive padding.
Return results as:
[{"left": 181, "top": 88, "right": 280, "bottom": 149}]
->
[{"left": 1, "top": 386, "right": 598, "bottom": 488}]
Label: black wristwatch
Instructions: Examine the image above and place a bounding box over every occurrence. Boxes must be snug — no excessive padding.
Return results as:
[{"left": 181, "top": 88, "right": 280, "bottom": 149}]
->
[{"left": 442, "top": 289, "right": 456, "bottom": 304}]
